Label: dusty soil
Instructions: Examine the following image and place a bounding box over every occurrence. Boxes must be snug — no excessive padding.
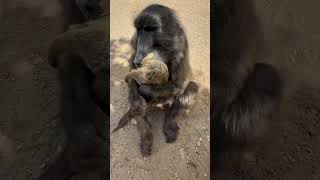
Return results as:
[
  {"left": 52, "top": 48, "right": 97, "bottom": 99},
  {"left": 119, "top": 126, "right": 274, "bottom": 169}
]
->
[
  {"left": 0, "top": 0, "right": 109, "bottom": 179},
  {"left": 214, "top": 1, "right": 320, "bottom": 180},
  {"left": 0, "top": 1, "right": 65, "bottom": 179},
  {"left": 110, "top": 1, "right": 210, "bottom": 180}
]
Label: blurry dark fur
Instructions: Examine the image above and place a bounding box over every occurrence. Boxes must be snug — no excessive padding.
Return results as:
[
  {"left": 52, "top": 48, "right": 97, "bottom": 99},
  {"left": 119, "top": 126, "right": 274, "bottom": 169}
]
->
[
  {"left": 37, "top": 53, "right": 107, "bottom": 180},
  {"left": 59, "top": 0, "right": 102, "bottom": 31},
  {"left": 127, "top": 4, "right": 198, "bottom": 156},
  {"left": 212, "top": 0, "right": 283, "bottom": 167},
  {"left": 48, "top": 18, "right": 108, "bottom": 114},
  {"left": 38, "top": 2, "right": 108, "bottom": 179}
]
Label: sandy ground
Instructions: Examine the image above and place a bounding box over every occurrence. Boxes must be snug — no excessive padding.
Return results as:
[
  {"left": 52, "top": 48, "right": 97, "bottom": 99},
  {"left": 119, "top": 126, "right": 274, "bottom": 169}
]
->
[
  {"left": 3, "top": 0, "right": 320, "bottom": 180},
  {"left": 110, "top": 1, "right": 210, "bottom": 180},
  {"left": 0, "top": 1, "right": 65, "bottom": 179},
  {"left": 214, "top": 1, "right": 320, "bottom": 180},
  {"left": 0, "top": 1, "right": 109, "bottom": 179}
]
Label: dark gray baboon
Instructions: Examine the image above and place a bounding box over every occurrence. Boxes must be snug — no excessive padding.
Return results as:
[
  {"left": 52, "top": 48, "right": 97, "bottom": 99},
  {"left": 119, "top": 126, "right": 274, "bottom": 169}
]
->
[
  {"left": 212, "top": 0, "right": 284, "bottom": 167},
  {"left": 48, "top": 17, "right": 109, "bottom": 115},
  {"left": 37, "top": 1, "right": 108, "bottom": 179},
  {"left": 128, "top": 4, "right": 198, "bottom": 156},
  {"left": 38, "top": 53, "right": 107, "bottom": 180},
  {"left": 59, "top": 0, "right": 102, "bottom": 30}
]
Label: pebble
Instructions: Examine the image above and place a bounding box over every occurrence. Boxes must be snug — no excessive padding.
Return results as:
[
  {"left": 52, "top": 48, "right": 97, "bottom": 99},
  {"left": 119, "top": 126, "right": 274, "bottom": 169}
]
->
[
  {"left": 110, "top": 104, "right": 114, "bottom": 112},
  {"left": 40, "top": 163, "right": 46, "bottom": 169},
  {"left": 175, "top": 172, "right": 179, "bottom": 177},
  {"left": 196, "top": 141, "right": 201, "bottom": 147},
  {"left": 57, "top": 145, "right": 63, "bottom": 152},
  {"left": 132, "top": 119, "right": 137, "bottom": 126},
  {"left": 16, "top": 145, "right": 23, "bottom": 151},
  {"left": 113, "top": 81, "right": 121, "bottom": 86},
  {"left": 287, "top": 155, "right": 296, "bottom": 163}
]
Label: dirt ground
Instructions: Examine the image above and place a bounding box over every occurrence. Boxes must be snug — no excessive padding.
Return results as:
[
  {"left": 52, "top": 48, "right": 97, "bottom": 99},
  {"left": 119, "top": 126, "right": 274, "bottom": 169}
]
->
[
  {"left": 110, "top": 1, "right": 210, "bottom": 180},
  {"left": 0, "top": 1, "right": 66, "bottom": 179},
  {"left": 214, "top": 1, "right": 320, "bottom": 180},
  {"left": 3, "top": 0, "right": 320, "bottom": 180},
  {"left": 0, "top": 0, "right": 109, "bottom": 179}
]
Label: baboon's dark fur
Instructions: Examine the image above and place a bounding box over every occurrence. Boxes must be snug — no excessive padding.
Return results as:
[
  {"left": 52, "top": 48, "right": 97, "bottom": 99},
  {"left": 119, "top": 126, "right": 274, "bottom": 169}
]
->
[
  {"left": 212, "top": 0, "right": 283, "bottom": 167},
  {"left": 38, "top": 53, "right": 107, "bottom": 180},
  {"left": 59, "top": 0, "right": 102, "bottom": 30},
  {"left": 128, "top": 4, "right": 198, "bottom": 156},
  {"left": 37, "top": 1, "right": 108, "bottom": 179},
  {"left": 48, "top": 17, "right": 109, "bottom": 114}
]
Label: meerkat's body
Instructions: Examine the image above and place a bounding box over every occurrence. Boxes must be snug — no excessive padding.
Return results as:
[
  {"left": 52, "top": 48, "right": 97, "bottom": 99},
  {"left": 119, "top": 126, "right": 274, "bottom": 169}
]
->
[{"left": 126, "top": 52, "right": 169, "bottom": 85}]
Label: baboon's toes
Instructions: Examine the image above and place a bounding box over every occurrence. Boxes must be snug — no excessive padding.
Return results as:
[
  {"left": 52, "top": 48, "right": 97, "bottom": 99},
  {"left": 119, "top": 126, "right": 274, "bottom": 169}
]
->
[
  {"left": 140, "top": 134, "right": 153, "bottom": 157},
  {"left": 164, "top": 123, "right": 179, "bottom": 143}
]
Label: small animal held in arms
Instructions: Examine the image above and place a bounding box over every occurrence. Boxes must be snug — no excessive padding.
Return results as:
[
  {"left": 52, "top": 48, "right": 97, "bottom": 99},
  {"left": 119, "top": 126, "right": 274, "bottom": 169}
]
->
[
  {"left": 112, "top": 52, "right": 169, "bottom": 133},
  {"left": 125, "top": 52, "right": 169, "bottom": 85}
]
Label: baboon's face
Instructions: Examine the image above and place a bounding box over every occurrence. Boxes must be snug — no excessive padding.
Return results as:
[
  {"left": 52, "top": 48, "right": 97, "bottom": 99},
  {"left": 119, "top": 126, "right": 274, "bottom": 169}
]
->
[{"left": 132, "top": 14, "right": 162, "bottom": 67}]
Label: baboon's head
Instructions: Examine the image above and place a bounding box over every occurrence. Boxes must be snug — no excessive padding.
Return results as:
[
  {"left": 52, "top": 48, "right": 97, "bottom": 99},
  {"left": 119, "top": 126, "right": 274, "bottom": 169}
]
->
[
  {"left": 75, "top": 0, "right": 102, "bottom": 20},
  {"left": 132, "top": 4, "right": 183, "bottom": 67}
]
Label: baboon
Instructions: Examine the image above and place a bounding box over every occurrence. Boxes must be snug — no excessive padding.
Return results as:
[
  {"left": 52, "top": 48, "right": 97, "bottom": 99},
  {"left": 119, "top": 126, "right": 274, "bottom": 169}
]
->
[
  {"left": 59, "top": 0, "right": 102, "bottom": 30},
  {"left": 127, "top": 4, "right": 198, "bottom": 156},
  {"left": 48, "top": 17, "right": 109, "bottom": 115},
  {"left": 212, "top": 0, "right": 284, "bottom": 167},
  {"left": 38, "top": 53, "right": 108, "bottom": 180},
  {"left": 37, "top": 1, "right": 108, "bottom": 180}
]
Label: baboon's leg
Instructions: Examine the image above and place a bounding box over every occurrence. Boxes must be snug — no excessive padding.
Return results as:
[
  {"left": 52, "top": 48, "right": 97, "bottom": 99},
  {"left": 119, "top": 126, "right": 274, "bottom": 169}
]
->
[
  {"left": 163, "top": 99, "right": 181, "bottom": 143},
  {"left": 136, "top": 115, "right": 153, "bottom": 156},
  {"left": 128, "top": 80, "right": 148, "bottom": 115},
  {"left": 38, "top": 53, "right": 107, "bottom": 179},
  {"left": 92, "top": 67, "right": 108, "bottom": 115}
]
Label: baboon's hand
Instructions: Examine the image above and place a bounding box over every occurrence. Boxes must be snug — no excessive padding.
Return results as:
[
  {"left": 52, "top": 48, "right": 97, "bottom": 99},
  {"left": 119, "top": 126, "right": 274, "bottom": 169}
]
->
[
  {"left": 130, "top": 95, "right": 147, "bottom": 116},
  {"left": 138, "top": 84, "right": 154, "bottom": 99}
]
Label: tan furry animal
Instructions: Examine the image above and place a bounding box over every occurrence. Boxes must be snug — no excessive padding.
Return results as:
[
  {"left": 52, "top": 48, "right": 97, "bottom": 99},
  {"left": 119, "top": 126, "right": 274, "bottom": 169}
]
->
[{"left": 125, "top": 52, "right": 169, "bottom": 85}]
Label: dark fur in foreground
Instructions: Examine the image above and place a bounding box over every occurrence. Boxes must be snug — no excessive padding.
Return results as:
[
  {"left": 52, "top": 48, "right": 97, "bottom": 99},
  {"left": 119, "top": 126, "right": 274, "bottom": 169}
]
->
[
  {"left": 59, "top": 0, "right": 102, "bottom": 30},
  {"left": 38, "top": 54, "right": 107, "bottom": 180},
  {"left": 212, "top": 0, "right": 283, "bottom": 167},
  {"left": 37, "top": 1, "right": 108, "bottom": 179},
  {"left": 127, "top": 4, "right": 198, "bottom": 156}
]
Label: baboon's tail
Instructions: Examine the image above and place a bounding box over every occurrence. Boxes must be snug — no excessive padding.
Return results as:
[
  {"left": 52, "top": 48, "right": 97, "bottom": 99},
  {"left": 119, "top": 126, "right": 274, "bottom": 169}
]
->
[{"left": 222, "top": 63, "right": 283, "bottom": 142}]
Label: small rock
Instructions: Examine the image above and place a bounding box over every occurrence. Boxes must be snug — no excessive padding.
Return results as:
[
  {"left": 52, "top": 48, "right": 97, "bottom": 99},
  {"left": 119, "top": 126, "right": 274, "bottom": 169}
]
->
[
  {"left": 196, "top": 141, "right": 201, "bottom": 147},
  {"left": 110, "top": 104, "right": 114, "bottom": 112},
  {"left": 204, "top": 173, "right": 207, "bottom": 177},
  {"left": 16, "top": 145, "right": 23, "bottom": 151},
  {"left": 243, "top": 153, "right": 256, "bottom": 163},
  {"left": 132, "top": 119, "right": 137, "bottom": 126},
  {"left": 57, "top": 145, "right": 63, "bottom": 152},
  {"left": 33, "top": 56, "right": 43, "bottom": 65},
  {"left": 40, "top": 163, "right": 46, "bottom": 169},
  {"left": 306, "top": 147, "right": 313, "bottom": 154},
  {"left": 26, "top": 169, "right": 33, "bottom": 174},
  {"left": 113, "top": 81, "right": 121, "bottom": 86},
  {"left": 287, "top": 155, "right": 296, "bottom": 163},
  {"left": 175, "top": 172, "right": 179, "bottom": 177},
  {"left": 308, "top": 129, "right": 315, "bottom": 136}
]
